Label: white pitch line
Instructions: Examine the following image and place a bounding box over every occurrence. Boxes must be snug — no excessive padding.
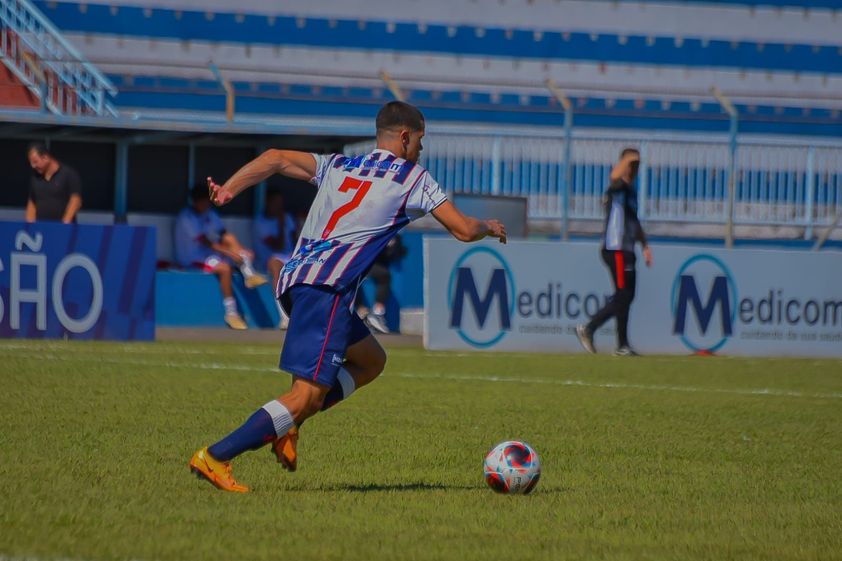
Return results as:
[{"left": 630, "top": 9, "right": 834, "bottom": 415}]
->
[
  {"left": 0, "top": 553, "right": 149, "bottom": 561},
  {"left": 0, "top": 342, "right": 278, "bottom": 357},
  {"left": 2, "top": 342, "right": 841, "bottom": 367},
  {"left": 3, "top": 351, "right": 841, "bottom": 401},
  {"left": 394, "top": 372, "right": 842, "bottom": 400}
]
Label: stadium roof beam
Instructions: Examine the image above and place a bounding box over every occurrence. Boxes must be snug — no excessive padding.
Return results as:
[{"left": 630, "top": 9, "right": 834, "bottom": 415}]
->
[
  {"left": 21, "top": 51, "right": 52, "bottom": 115},
  {"left": 546, "top": 79, "right": 574, "bottom": 241},
  {"left": 380, "top": 71, "right": 405, "bottom": 102},
  {"left": 711, "top": 86, "right": 739, "bottom": 249},
  {"left": 814, "top": 211, "right": 842, "bottom": 251},
  {"left": 209, "top": 61, "right": 236, "bottom": 122}
]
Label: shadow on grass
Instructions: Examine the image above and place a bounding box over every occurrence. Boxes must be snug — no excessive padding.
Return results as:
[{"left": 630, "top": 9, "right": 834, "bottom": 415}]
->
[
  {"left": 283, "top": 481, "right": 477, "bottom": 493},
  {"left": 343, "top": 482, "right": 473, "bottom": 492},
  {"left": 283, "top": 482, "right": 572, "bottom": 493}
]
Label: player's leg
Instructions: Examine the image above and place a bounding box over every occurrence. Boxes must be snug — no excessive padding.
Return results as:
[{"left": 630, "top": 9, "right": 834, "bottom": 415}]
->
[
  {"left": 221, "top": 232, "right": 267, "bottom": 288},
  {"left": 270, "top": 327, "right": 385, "bottom": 472},
  {"left": 577, "top": 249, "right": 621, "bottom": 353},
  {"left": 372, "top": 265, "right": 392, "bottom": 313},
  {"left": 365, "top": 263, "right": 391, "bottom": 333},
  {"left": 193, "top": 377, "right": 327, "bottom": 490},
  {"left": 613, "top": 260, "right": 638, "bottom": 356},
  {"left": 210, "top": 258, "right": 246, "bottom": 330},
  {"left": 270, "top": 284, "right": 364, "bottom": 470},
  {"left": 320, "top": 333, "right": 386, "bottom": 411},
  {"left": 191, "top": 381, "right": 317, "bottom": 490}
]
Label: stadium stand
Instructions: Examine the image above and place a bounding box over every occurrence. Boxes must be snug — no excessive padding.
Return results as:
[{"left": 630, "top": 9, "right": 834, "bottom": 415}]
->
[{"left": 25, "top": 0, "right": 842, "bottom": 136}]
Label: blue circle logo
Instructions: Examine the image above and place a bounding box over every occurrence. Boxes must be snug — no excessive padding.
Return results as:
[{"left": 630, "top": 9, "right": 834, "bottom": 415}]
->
[
  {"left": 447, "top": 246, "right": 515, "bottom": 348},
  {"left": 670, "top": 254, "right": 738, "bottom": 353}
]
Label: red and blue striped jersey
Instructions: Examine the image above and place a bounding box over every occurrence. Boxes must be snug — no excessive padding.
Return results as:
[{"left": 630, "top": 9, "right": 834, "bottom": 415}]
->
[{"left": 277, "top": 149, "right": 447, "bottom": 296}]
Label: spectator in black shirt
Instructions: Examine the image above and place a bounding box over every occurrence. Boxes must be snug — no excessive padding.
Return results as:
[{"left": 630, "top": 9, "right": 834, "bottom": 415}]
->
[
  {"left": 576, "top": 148, "right": 653, "bottom": 356},
  {"left": 25, "top": 142, "right": 82, "bottom": 223}
]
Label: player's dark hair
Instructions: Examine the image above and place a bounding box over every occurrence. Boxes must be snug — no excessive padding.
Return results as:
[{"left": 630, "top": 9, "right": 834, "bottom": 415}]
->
[
  {"left": 190, "top": 182, "right": 210, "bottom": 202},
  {"left": 376, "top": 101, "right": 425, "bottom": 133},
  {"left": 620, "top": 147, "right": 640, "bottom": 159},
  {"left": 27, "top": 142, "right": 50, "bottom": 157}
]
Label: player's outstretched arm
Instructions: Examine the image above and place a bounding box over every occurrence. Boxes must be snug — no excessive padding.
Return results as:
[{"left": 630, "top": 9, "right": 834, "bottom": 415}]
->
[
  {"left": 432, "top": 200, "right": 507, "bottom": 244},
  {"left": 208, "top": 149, "right": 317, "bottom": 206}
]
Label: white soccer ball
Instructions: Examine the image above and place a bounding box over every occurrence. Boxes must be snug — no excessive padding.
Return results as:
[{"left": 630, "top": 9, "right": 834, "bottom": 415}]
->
[{"left": 483, "top": 440, "right": 541, "bottom": 494}]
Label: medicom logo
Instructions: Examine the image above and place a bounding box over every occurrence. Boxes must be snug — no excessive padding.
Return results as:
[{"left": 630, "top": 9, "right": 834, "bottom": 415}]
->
[
  {"left": 446, "top": 247, "right": 613, "bottom": 349},
  {"left": 671, "top": 254, "right": 842, "bottom": 353},
  {"left": 671, "top": 255, "right": 737, "bottom": 353},
  {"left": 447, "top": 247, "right": 515, "bottom": 348}
]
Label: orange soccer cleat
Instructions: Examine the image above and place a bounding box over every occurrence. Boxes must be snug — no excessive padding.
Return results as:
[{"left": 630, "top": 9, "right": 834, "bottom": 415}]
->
[
  {"left": 271, "top": 426, "right": 299, "bottom": 472},
  {"left": 189, "top": 447, "right": 250, "bottom": 493}
]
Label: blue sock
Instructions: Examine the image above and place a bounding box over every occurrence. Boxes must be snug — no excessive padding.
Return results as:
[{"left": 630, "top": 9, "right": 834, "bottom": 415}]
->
[{"left": 208, "top": 407, "right": 278, "bottom": 462}]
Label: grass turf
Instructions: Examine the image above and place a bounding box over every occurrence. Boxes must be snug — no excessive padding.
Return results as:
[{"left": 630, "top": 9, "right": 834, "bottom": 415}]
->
[{"left": 0, "top": 340, "right": 841, "bottom": 561}]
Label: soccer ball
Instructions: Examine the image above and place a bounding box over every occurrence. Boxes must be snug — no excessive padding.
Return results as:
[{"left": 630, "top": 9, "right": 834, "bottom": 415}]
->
[{"left": 483, "top": 440, "right": 541, "bottom": 494}]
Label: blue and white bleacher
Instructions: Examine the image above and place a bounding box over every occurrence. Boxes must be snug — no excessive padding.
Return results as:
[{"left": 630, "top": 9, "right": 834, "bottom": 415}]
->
[
  {"left": 34, "top": 0, "right": 842, "bottom": 137},
  {"left": 40, "top": 2, "right": 842, "bottom": 74}
]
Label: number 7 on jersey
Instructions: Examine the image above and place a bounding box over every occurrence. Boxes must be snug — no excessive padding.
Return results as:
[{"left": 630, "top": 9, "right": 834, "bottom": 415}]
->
[{"left": 321, "top": 176, "right": 373, "bottom": 239}]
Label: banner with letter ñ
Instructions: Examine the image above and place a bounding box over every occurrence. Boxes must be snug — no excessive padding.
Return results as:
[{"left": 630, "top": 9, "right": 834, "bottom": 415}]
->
[
  {"left": 0, "top": 221, "right": 156, "bottom": 341},
  {"left": 424, "top": 238, "right": 842, "bottom": 357}
]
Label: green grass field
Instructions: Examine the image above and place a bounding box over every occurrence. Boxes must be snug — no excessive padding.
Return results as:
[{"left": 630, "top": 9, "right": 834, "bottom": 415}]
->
[{"left": 1, "top": 339, "right": 841, "bottom": 561}]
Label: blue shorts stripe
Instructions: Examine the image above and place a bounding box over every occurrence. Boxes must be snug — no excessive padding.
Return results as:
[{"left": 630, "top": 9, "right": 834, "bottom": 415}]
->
[{"left": 312, "top": 293, "right": 341, "bottom": 382}]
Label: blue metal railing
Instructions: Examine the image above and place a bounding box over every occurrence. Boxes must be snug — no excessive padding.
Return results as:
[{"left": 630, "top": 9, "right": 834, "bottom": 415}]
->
[
  {"left": 0, "top": 0, "right": 116, "bottom": 115},
  {"left": 345, "top": 134, "right": 842, "bottom": 235}
]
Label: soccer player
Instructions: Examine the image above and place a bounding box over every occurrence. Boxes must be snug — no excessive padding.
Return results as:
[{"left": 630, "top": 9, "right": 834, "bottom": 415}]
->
[
  {"left": 174, "top": 184, "right": 268, "bottom": 330},
  {"left": 576, "top": 148, "right": 652, "bottom": 356},
  {"left": 189, "top": 101, "right": 507, "bottom": 492}
]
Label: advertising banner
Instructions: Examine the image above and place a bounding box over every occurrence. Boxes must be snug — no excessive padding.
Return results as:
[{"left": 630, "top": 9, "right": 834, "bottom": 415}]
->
[
  {"left": 0, "top": 221, "right": 156, "bottom": 340},
  {"left": 424, "top": 239, "right": 842, "bottom": 357}
]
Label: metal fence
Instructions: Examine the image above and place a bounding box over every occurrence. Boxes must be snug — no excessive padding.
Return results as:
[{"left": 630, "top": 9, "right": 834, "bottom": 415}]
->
[
  {"left": 346, "top": 134, "right": 842, "bottom": 237},
  {"left": 0, "top": 0, "right": 117, "bottom": 116}
]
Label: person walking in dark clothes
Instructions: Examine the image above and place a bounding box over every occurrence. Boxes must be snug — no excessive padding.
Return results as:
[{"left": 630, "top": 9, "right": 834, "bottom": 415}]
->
[{"left": 576, "top": 148, "right": 653, "bottom": 356}]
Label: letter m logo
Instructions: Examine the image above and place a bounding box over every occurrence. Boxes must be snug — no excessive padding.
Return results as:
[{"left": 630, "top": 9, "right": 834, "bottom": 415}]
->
[
  {"left": 673, "top": 275, "right": 733, "bottom": 336},
  {"left": 449, "top": 268, "right": 511, "bottom": 330}
]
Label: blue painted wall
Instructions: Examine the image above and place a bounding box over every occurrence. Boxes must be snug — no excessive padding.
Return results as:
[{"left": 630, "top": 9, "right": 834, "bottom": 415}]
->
[{"left": 155, "top": 231, "right": 433, "bottom": 330}]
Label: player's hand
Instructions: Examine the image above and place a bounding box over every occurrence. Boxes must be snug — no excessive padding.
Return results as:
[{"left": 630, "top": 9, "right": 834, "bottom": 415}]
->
[
  {"left": 643, "top": 245, "right": 653, "bottom": 267},
  {"left": 208, "top": 176, "right": 233, "bottom": 206},
  {"left": 487, "top": 220, "right": 507, "bottom": 244}
]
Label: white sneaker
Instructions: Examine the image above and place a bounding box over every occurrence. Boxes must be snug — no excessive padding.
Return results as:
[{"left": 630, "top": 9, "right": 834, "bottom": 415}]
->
[
  {"left": 613, "top": 346, "right": 640, "bottom": 357},
  {"left": 244, "top": 273, "right": 268, "bottom": 289},
  {"left": 576, "top": 324, "right": 596, "bottom": 354},
  {"left": 224, "top": 312, "right": 247, "bottom": 330},
  {"left": 366, "top": 312, "right": 389, "bottom": 334}
]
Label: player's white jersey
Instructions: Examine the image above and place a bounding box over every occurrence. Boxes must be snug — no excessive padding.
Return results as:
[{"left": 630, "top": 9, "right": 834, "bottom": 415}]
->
[{"left": 278, "top": 149, "right": 446, "bottom": 296}]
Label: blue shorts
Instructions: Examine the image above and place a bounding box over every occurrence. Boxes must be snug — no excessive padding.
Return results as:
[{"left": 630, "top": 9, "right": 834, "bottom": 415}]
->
[{"left": 280, "top": 284, "right": 371, "bottom": 388}]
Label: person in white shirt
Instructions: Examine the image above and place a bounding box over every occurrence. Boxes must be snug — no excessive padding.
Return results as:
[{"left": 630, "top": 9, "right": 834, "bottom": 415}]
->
[{"left": 174, "top": 184, "right": 268, "bottom": 330}]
